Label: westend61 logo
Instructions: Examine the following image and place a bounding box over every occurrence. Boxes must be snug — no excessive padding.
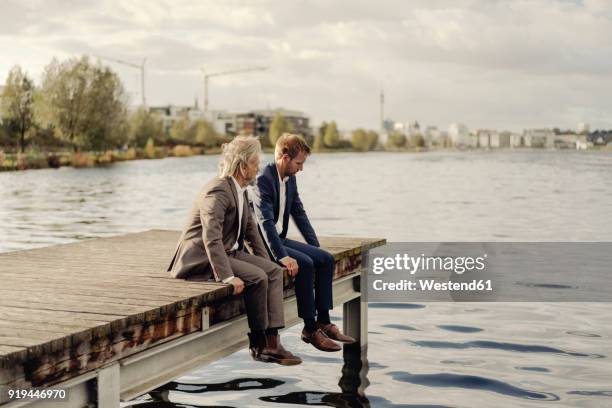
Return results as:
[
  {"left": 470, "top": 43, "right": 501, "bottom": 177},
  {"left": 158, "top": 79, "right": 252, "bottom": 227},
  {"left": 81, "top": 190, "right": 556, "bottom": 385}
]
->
[
  {"left": 371, "top": 253, "right": 488, "bottom": 275},
  {"left": 368, "top": 251, "right": 494, "bottom": 299},
  {"left": 368, "top": 243, "right": 612, "bottom": 302}
]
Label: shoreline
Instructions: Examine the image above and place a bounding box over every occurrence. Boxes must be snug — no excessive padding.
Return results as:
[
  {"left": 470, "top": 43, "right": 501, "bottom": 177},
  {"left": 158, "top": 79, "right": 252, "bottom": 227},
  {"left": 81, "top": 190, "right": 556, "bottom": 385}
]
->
[{"left": 1, "top": 145, "right": 610, "bottom": 173}]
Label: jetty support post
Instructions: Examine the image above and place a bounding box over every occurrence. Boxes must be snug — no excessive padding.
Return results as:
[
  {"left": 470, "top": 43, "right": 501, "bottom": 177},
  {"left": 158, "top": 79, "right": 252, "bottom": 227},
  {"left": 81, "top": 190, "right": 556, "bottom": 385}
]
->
[
  {"left": 343, "top": 244, "right": 368, "bottom": 347},
  {"left": 97, "top": 363, "right": 120, "bottom": 408}
]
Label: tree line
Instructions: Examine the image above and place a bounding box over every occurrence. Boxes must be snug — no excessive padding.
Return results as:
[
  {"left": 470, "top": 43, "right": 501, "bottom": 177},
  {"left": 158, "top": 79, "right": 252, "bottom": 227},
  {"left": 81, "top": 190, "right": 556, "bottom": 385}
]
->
[
  {"left": 0, "top": 56, "right": 221, "bottom": 153},
  {"left": 1, "top": 55, "right": 414, "bottom": 156}
]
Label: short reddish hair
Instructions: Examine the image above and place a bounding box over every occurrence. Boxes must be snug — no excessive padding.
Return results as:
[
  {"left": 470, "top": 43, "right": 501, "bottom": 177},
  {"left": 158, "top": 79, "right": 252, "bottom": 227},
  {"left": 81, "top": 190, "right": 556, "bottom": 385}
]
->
[{"left": 274, "top": 133, "right": 311, "bottom": 159}]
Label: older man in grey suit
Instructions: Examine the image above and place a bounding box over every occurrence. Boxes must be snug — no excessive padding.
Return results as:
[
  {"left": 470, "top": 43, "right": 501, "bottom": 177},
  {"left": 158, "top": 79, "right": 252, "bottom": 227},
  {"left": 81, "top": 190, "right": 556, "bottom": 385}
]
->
[{"left": 168, "top": 136, "right": 301, "bottom": 365}]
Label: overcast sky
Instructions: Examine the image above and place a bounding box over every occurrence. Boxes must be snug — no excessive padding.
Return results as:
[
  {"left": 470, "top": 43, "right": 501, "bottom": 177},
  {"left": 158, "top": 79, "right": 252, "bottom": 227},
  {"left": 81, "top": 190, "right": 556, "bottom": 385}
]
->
[{"left": 2, "top": 0, "right": 612, "bottom": 131}]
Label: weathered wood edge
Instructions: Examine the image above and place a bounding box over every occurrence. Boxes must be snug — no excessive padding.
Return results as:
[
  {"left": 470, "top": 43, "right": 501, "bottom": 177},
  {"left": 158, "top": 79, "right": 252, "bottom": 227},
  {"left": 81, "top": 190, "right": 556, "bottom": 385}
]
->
[{"left": 0, "top": 232, "right": 385, "bottom": 372}]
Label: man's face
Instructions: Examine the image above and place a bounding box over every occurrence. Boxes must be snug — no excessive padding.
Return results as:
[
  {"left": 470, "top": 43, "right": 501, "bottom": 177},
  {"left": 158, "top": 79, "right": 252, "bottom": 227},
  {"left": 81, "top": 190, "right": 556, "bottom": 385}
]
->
[
  {"left": 285, "top": 151, "right": 308, "bottom": 177},
  {"left": 243, "top": 154, "right": 260, "bottom": 186}
]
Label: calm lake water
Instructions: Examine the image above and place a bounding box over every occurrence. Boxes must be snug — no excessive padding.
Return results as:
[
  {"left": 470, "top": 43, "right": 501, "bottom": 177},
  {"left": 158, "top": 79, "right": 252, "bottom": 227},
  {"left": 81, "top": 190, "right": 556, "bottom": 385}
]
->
[{"left": 1, "top": 150, "right": 611, "bottom": 407}]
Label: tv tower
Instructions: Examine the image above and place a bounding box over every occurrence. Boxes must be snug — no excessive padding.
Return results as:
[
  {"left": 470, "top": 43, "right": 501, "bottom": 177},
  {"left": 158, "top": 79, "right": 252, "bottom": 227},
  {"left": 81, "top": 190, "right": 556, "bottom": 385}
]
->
[{"left": 380, "top": 89, "right": 385, "bottom": 132}]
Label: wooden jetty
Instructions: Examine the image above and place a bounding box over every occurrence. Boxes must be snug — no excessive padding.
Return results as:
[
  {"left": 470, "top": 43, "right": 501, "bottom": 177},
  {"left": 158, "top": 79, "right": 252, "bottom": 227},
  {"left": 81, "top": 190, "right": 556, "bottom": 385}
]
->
[{"left": 0, "top": 230, "right": 385, "bottom": 407}]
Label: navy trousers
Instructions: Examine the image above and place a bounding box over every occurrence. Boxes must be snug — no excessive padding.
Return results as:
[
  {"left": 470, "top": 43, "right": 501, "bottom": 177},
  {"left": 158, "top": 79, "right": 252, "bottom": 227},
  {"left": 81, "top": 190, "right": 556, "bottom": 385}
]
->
[{"left": 283, "top": 238, "right": 334, "bottom": 319}]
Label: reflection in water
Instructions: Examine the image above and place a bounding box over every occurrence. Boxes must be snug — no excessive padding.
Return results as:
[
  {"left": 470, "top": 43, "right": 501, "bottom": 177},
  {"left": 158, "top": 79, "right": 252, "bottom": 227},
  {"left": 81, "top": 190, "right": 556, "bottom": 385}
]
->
[
  {"left": 124, "top": 402, "right": 234, "bottom": 408},
  {"left": 514, "top": 366, "right": 551, "bottom": 372},
  {"left": 261, "top": 344, "right": 371, "bottom": 407},
  {"left": 409, "top": 340, "right": 606, "bottom": 358},
  {"left": 382, "top": 324, "right": 419, "bottom": 331},
  {"left": 566, "top": 330, "right": 602, "bottom": 338},
  {"left": 369, "top": 303, "right": 426, "bottom": 310},
  {"left": 567, "top": 390, "right": 612, "bottom": 397},
  {"left": 515, "top": 282, "right": 577, "bottom": 290},
  {"left": 148, "top": 378, "right": 284, "bottom": 402},
  {"left": 137, "top": 345, "right": 373, "bottom": 408},
  {"left": 436, "top": 325, "right": 483, "bottom": 333},
  {"left": 260, "top": 391, "right": 369, "bottom": 407},
  {"left": 388, "top": 371, "right": 560, "bottom": 401},
  {"left": 365, "top": 396, "right": 454, "bottom": 408},
  {"left": 153, "top": 378, "right": 284, "bottom": 393}
]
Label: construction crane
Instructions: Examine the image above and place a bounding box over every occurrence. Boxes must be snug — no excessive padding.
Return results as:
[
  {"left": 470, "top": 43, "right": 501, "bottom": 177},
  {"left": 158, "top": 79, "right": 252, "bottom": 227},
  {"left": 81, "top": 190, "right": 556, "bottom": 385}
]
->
[
  {"left": 201, "top": 66, "right": 268, "bottom": 112},
  {"left": 96, "top": 55, "right": 147, "bottom": 106}
]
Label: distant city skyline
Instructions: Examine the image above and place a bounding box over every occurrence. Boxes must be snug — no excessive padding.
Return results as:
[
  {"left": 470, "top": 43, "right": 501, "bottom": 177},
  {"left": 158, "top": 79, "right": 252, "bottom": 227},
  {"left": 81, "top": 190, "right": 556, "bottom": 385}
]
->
[{"left": 2, "top": 0, "right": 612, "bottom": 132}]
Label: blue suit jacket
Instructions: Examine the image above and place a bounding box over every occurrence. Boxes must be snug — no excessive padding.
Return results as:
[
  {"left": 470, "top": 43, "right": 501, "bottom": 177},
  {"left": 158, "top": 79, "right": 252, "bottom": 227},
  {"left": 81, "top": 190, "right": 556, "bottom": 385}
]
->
[{"left": 252, "top": 163, "right": 319, "bottom": 261}]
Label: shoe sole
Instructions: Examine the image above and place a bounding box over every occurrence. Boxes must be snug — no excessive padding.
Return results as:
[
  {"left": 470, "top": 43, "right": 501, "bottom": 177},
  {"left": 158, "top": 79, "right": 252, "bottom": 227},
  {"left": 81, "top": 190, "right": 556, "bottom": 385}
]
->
[
  {"left": 257, "top": 354, "right": 302, "bottom": 365},
  {"left": 301, "top": 335, "right": 341, "bottom": 352},
  {"left": 332, "top": 338, "right": 357, "bottom": 344}
]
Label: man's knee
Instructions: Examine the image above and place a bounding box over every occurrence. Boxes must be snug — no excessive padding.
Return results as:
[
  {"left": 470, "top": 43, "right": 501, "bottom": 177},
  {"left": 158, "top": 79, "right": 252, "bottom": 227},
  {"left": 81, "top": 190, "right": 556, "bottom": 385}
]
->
[
  {"left": 270, "top": 265, "right": 284, "bottom": 280},
  {"left": 323, "top": 251, "right": 335, "bottom": 269},
  {"left": 250, "top": 268, "right": 268, "bottom": 289},
  {"left": 299, "top": 255, "right": 315, "bottom": 273}
]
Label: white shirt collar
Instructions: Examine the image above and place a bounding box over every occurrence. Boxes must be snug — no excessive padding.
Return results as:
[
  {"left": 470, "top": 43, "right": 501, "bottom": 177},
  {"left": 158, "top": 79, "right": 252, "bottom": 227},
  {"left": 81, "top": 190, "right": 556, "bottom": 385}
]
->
[
  {"left": 276, "top": 165, "right": 289, "bottom": 184},
  {"left": 230, "top": 176, "right": 246, "bottom": 194}
]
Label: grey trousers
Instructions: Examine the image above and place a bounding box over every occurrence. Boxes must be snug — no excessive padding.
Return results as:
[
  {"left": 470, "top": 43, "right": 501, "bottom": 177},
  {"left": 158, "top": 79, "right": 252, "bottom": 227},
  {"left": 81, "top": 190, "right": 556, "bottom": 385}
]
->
[{"left": 228, "top": 250, "right": 285, "bottom": 331}]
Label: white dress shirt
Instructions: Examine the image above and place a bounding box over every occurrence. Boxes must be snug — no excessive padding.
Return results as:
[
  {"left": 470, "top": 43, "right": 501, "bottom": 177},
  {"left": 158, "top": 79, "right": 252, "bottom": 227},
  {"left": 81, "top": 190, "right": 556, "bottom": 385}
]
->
[
  {"left": 275, "top": 168, "right": 289, "bottom": 234},
  {"left": 275, "top": 167, "right": 290, "bottom": 263},
  {"left": 223, "top": 176, "right": 246, "bottom": 284}
]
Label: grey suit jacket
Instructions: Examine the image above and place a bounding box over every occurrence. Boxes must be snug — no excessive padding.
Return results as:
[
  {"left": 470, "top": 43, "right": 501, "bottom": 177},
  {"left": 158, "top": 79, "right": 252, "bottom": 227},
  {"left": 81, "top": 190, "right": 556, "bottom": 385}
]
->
[{"left": 167, "top": 176, "right": 269, "bottom": 280}]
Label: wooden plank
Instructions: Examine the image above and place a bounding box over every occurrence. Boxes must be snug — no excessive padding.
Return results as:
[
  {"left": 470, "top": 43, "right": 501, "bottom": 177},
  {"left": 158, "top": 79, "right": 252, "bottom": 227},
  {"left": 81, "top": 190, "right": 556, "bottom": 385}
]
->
[{"left": 0, "top": 289, "right": 177, "bottom": 308}]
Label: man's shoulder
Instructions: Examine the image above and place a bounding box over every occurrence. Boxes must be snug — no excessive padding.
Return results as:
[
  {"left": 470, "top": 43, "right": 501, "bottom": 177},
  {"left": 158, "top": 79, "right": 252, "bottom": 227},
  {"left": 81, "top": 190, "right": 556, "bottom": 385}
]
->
[
  {"left": 257, "top": 163, "right": 276, "bottom": 185},
  {"left": 200, "top": 177, "right": 231, "bottom": 196},
  {"left": 259, "top": 163, "right": 276, "bottom": 178}
]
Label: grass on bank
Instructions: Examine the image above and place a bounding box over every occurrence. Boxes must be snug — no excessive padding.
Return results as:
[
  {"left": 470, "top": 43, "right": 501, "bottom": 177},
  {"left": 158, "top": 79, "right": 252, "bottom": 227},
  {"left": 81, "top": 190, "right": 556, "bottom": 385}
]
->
[{"left": 0, "top": 145, "right": 225, "bottom": 172}]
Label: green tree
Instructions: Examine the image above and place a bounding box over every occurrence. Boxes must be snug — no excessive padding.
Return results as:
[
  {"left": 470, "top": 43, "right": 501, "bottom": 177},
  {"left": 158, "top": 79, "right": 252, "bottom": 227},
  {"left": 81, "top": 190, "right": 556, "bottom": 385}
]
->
[
  {"left": 268, "top": 113, "right": 294, "bottom": 146},
  {"left": 323, "top": 121, "right": 340, "bottom": 148},
  {"left": 195, "top": 120, "right": 218, "bottom": 148},
  {"left": 128, "top": 107, "right": 165, "bottom": 147},
  {"left": 144, "top": 137, "right": 155, "bottom": 159},
  {"left": 81, "top": 65, "right": 129, "bottom": 150},
  {"left": 0, "top": 123, "right": 11, "bottom": 148},
  {"left": 367, "top": 130, "right": 379, "bottom": 150},
  {"left": 1, "top": 66, "right": 35, "bottom": 152},
  {"left": 169, "top": 117, "right": 196, "bottom": 145},
  {"left": 387, "top": 131, "right": 407, "bottom": 148},
  {"left": 351, "top": 128, "right": 379, "bottom": 151},
  {"left": 313, "top": 133, "right": 323, "bottom": 152},
  {"left": 36, "top": 56, "right": 128, "bottom": 150},
  {"left": 410, "top": 134, "right": 425, "bottom": 148}
]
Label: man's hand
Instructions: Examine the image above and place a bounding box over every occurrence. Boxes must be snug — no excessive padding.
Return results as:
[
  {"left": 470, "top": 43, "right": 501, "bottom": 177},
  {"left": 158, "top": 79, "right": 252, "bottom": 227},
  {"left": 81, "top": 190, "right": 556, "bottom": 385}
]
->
[
  {"left": 230, "top": 277, "right": 245, "bottom": 295},
  {"left": 281, "top": 257, "right": 299, "bottom": 277}
]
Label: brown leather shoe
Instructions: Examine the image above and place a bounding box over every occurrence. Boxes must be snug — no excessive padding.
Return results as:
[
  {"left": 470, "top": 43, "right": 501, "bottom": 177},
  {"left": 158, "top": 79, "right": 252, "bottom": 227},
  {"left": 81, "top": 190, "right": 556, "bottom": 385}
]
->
[
  {"left": 317, "top": 323, "right": 357, "bottom": 344},
  {"left": 301, "top": 328, "right": 341, "bottom": 352},
  {"left": 259, "top": 334, "right": 302, "bottom": 365},
  {"left": 248, "top": 332, "right": 266, "bottom": 361}
]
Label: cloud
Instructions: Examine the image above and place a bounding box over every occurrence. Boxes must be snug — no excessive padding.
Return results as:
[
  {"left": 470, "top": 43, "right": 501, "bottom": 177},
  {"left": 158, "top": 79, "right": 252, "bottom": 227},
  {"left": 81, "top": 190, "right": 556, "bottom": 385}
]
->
[{"left": 2, "top": 0, "right": 612, "bottom": 130}]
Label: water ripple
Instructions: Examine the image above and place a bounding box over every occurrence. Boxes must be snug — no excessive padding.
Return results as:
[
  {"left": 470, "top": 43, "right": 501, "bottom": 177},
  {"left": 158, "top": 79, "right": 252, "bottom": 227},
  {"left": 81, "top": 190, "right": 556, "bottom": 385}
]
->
[
  {"left": 515, "top": 366, "right": 551, "bottom": 372},
  {"left": 383, "top": 324, "right": 419, "bottom": 331},
  {"left": 437, "top": 325, "right": 483, "bottom": 333},
  {"left": 150, "top": 378, "right": 284, "bottom": 394},
  {"left": 409, "top": 340, "right": 605, "bottom": 358},
  {"left": 388, "top": 371, "right": 560, "bottom": 401},
  {"left": 369, "top": 303, "right": 426, "bottom": 310},
  {"left": 567, "top": 390, "right": 612, "bottom": 397}
]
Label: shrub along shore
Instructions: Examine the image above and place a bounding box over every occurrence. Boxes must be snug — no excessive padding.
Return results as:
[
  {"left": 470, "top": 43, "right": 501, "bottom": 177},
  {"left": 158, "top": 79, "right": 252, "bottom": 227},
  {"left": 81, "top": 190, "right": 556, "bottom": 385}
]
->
[{"left": 0, "top": 145, "right": 222, "bottom": 172}]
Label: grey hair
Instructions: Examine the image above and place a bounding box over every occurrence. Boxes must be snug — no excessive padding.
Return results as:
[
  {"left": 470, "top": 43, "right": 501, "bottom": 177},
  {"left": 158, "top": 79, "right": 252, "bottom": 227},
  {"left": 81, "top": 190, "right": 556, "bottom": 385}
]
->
[{"left": 218, "top": 136, "right": 261, "bottom": 178}]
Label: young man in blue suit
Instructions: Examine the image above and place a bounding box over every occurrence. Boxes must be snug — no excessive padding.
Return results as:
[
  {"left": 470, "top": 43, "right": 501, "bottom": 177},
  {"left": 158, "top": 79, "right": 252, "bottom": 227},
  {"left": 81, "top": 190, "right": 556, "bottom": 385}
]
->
[{"left": 251, "top": 133, "right": 356, "bottom": 352}]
